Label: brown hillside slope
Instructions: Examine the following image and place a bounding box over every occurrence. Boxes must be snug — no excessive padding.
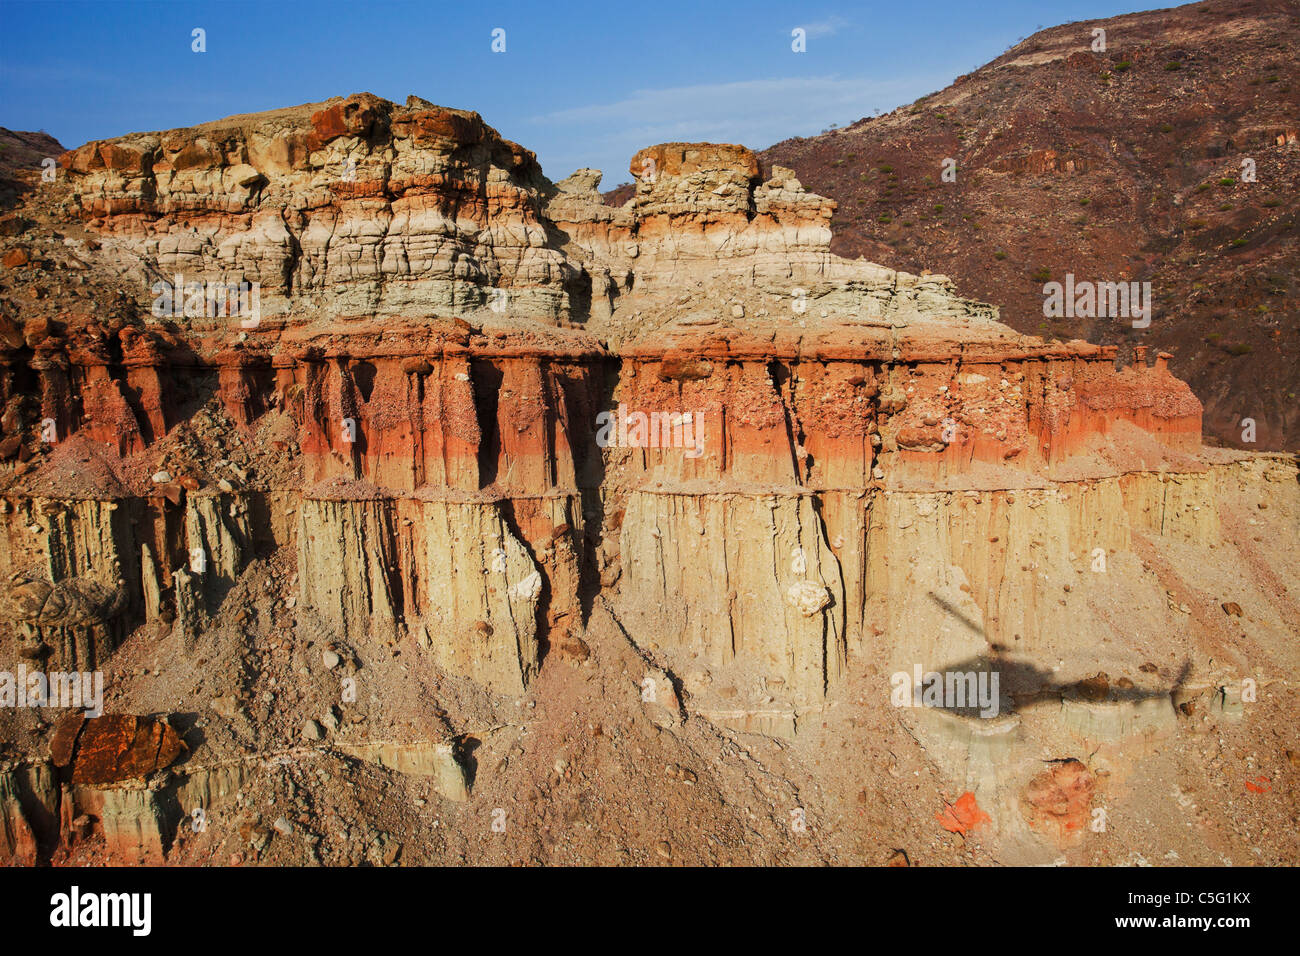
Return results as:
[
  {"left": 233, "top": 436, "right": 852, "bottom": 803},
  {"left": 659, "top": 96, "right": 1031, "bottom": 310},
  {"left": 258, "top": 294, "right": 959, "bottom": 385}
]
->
[
  {"left": 0, "top": 128, "right": 65, "bottom": 207},
  {"left": 760, "top": 0, "right": 1298, "bottom": 450}
]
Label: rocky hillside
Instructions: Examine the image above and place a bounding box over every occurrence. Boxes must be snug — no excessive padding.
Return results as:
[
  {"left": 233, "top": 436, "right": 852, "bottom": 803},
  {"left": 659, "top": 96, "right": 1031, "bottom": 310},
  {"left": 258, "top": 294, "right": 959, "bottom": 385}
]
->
[
  {"left": 0, "top": 128, "right": 64, "bottom": 207},
  {"left": 759, "top": 0, "right": 1298, "bottom": 450}
]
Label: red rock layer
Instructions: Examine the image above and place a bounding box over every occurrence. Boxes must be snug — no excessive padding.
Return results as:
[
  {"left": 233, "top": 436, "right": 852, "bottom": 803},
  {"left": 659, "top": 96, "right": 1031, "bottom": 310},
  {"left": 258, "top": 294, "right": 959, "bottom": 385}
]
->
[
  {"left": 3, "top": 313, "right": 1201, "bottom": 494},
  {"left": 616, "top": 333, "right": 1201, "bottom": 488}
]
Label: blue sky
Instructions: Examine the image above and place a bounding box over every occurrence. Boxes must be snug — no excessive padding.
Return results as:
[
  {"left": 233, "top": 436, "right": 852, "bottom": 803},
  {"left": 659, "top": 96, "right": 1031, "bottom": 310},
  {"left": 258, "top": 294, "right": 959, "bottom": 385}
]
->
[{"left": 2, "top": 0, "right": 1168, "bottom": 187}]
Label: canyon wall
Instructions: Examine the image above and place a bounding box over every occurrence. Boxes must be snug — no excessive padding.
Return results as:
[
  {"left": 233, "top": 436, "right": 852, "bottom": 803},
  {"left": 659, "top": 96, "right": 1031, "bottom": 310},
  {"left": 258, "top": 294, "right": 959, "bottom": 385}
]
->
[{"left": 1, "top": 93, "right": 1295, "bottom": 864}]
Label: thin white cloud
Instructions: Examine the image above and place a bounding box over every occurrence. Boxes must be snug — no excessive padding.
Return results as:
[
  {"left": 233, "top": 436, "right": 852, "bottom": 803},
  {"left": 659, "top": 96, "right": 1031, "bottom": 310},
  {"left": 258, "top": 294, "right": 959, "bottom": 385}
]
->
[
  {"left": 537, "top": 75, "right": 903, "bottom": 126},
  {"left": 798, "top": 16, "right": 849, "bottom": 39}
]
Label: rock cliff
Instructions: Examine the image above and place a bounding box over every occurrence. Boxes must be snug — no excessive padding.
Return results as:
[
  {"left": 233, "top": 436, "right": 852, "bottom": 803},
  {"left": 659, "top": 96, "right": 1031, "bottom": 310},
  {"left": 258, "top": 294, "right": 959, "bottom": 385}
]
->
[{"left": 0, "top": 93, "right": 1295, "bottom": 866}]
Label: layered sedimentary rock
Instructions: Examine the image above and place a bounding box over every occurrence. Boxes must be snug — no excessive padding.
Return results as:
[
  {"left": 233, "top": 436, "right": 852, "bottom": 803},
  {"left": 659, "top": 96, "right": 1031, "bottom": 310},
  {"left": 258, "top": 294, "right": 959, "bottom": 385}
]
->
[
  {"left": 0, "top": 93, "right": 1296, "bottom": 864},
  {"left": 59, "top": 94, "right": 582, "bottom": 324}
]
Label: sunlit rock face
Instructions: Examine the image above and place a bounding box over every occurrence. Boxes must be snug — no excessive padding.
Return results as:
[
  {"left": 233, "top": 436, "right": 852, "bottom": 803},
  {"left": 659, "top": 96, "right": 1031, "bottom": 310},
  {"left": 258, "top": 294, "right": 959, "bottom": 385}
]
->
[{"left": 0, "top": 89, "right": 1293, "bottom": 867}]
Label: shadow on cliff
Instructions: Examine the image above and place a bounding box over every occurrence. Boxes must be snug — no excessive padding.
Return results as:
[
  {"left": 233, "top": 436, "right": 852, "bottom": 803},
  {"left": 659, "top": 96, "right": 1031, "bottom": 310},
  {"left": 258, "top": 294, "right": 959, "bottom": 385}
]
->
[
  {"left": 534, "top": 183, "right": 605, "bottom": 327},
  {"left": 565, "top": 363, "right": 614, "bottom": 627},
  {"left": 921, "top": 591, "right": 1192, "bottom": 720},
  {"left": 169, "top": 710, "right": 206, "bottom": 755},
  {"left": 901, "top": 652, "right": 1192, "bottom": 723},
  {"left": 454, "top": 733, "right": 481, "bottom": 790},
  {"left": 470, "top": 359, "right": 504, "bottom": 486},
  {"left": 131, "top": 331, "right": 221, "bottom": 442},
  {"left": 470, "top": 359, "right": 552, "bottom": 664},
  {"left": 926, "top": 591, "right": 987, "bottom": 639}
]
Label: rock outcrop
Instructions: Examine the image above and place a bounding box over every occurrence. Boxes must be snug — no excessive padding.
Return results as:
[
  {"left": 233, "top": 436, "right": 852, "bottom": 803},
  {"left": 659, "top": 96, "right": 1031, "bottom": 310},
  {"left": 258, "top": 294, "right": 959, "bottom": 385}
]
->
[
  {"left": 59, "top": 94, "right": 582, "bottom": 324},
  {"left": 0, "top": 92, "right": 1296, "bottom": 866}
]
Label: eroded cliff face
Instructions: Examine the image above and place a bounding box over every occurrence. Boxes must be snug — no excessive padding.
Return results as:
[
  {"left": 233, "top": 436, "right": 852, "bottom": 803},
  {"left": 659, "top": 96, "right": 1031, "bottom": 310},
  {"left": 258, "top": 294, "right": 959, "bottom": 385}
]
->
[
  {"left": 59, "top": 94, "right": 580, "bottom": 324},
  {"left": 0, "top": 94, "right": 1296, "bottom": 866}
]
